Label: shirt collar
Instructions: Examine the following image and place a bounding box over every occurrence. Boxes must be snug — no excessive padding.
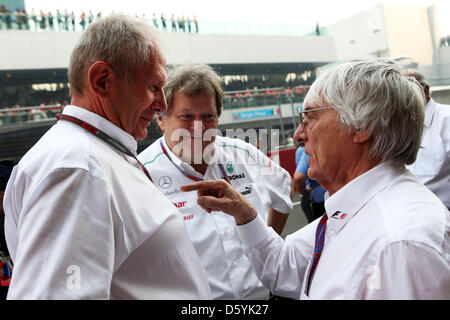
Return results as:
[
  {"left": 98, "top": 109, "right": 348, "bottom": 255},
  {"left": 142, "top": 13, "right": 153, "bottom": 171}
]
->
[
  {"left": 62, "top": 105, "right": 138, "bottom": 156},
  {"left": 324, "top": 161, "right": 404, "bottom": 235},
  {"left": 424, "top": 99, "right": 437, "bottom": 128},
  {"left": 160, "top": 135, "right": 205, "bottom": 179}
]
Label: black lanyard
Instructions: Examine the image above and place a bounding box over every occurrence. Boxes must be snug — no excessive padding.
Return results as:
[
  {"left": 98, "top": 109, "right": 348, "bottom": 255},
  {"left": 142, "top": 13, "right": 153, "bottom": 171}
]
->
[{"left": 56, "top": 113, "right": 153, "bottom": 182}]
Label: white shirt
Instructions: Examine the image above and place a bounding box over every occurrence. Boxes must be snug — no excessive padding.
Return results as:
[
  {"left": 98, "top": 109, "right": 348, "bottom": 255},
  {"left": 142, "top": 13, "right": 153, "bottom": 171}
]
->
[
  {"left": 138, "top": 135, "right": 293, "bottom": 299},
  {"left": 3, "top": 105, "right": 211, "bottom": 300},
  {"left": 406, "top": 99, "right": 450, "bottom": 208},
  {"left": 238, "top": 162, "right": 450, "bottom": 299}
]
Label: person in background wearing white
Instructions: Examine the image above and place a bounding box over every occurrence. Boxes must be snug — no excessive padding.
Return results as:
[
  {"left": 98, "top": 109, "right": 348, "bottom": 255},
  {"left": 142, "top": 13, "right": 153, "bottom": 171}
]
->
[
  {"left": 406, "top": 70, "right": 450, "bottom": 211},
  {"left": 3, "top": 14, "right": 211, "bottom": 300},
  {"left": 138, "top": 63, "right": 292, "bottom": 300},
  {"left": 182, "top": 60, "right": 450, "bottom": 299}
]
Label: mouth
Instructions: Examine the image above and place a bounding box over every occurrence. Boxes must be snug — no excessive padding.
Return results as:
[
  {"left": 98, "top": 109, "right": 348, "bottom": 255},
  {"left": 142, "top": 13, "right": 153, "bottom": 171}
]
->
[{"left": 141, "top": 114, "right": 154, "bottom": 122}]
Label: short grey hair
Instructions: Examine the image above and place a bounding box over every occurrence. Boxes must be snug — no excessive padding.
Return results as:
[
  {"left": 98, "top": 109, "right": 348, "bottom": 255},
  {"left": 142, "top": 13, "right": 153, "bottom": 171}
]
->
[
  {"left": 162, "top": 64, "right": 223, "bottom": 117},
  {"left": 304, "top": 60, "right": 425, "bottom": 166},
  {"left": 68, "top": 13, "right": 163, "bottom": 96}
]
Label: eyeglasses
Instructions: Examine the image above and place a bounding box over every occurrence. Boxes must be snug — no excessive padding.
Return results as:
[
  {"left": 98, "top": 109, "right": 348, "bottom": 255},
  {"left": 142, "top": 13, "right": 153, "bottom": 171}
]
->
[{"left": 298, "top": 106, "right": 333, "bottom": 130}]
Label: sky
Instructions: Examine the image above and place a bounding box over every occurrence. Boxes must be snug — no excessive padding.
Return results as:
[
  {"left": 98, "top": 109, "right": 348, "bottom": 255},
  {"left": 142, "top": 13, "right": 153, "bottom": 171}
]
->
[{"left": 24, "top": 0, "right": 450, "bottom": 37}]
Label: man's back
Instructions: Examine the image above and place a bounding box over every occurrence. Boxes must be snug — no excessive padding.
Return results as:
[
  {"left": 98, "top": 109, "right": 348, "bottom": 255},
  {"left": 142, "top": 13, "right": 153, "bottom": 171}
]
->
[{"left": 4, "top": 106, "right": 211, "bottom": 299}]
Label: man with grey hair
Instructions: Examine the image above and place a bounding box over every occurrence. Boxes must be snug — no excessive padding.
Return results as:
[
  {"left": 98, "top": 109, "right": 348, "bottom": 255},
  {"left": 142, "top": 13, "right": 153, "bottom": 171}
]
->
[
  {"left": 138, "top": 63, "right": 293, "bottom": 299},
  {"left": 182, "top": 60, "right": 450, "bottom": 299},
  {"left": 3, "top": 14, "right": 211, "bottom": 299},
  {"left": 405, "top": 70, "right": 450, "bottom": 210}
]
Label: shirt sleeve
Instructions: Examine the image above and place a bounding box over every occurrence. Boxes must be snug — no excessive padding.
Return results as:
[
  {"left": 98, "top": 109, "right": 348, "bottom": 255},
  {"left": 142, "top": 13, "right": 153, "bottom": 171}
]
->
[
  {"left": 237, "top": 215, "right": 316, "bottom": 299},
  {"left": 5, "top": 167, "right": 118, "bottom": 299},
  {"left": 358, "top": 240, "right": 450, "bottom": 299}
]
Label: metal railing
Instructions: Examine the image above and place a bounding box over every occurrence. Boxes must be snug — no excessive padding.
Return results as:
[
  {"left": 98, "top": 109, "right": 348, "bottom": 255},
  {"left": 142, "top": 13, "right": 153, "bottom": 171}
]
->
[
  {"left": 0, "top": 11, "right": 327, "bottom": 37},
  {"left": 0, "top": 105, "right": 64, "bottom": 126}
]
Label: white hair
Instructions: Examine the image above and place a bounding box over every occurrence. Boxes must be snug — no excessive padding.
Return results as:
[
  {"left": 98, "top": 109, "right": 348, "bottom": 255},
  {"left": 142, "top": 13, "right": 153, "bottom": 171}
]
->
[{"left": 304, "top": 60, "right": 425, "bottom": 165}]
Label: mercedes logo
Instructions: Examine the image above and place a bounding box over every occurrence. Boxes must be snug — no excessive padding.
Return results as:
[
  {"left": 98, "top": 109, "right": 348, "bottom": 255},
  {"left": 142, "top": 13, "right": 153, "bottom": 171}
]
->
[{"left": 158, "top": 176, "right": 172, "bottom": 189}]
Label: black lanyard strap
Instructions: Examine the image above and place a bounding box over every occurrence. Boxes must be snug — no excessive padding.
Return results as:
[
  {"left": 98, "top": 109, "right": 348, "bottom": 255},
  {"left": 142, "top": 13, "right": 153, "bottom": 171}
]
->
[{"left": 56, "top": 113, "right": 153, "bottom": 182}]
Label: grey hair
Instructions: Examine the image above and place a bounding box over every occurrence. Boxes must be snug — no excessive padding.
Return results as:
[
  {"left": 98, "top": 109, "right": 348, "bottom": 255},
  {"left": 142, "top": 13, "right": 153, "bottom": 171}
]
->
[
  {"left": 304, "top": 60, "right": 425, "bottom": 166},
  {"left": 68, "top": 13, "right": 163, "bottom": 96},
  {"left": 162, "top": 63, "right": 223, "bottom": 117}
]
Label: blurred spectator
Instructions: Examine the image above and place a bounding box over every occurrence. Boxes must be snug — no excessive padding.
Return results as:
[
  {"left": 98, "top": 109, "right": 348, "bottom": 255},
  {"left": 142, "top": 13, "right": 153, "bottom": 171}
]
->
[
  {"left": 63, "top": 9, "right": 69, "bottom": 30},
  {"left": 152, "top": 13, "right": 158, "bottom": 28},
  {"left": 80, "top": 11, "right": 86, "bottom": 30},
  {"left": 48, "top": 11, "right": 54, "bottom": 30},
  {"left": 70, "top": 11, "right": 75, "bottom": 31},
  {"left": 187, "top": 16, "right": 192, "bottom": 33},
  {"left": 160, "top": 13, "right": 167, "bottom": 31},
  {"left": 88, "top": 10, "right": 94, "bottom": 25},
  {"left": 171, "top": 14, "right": 177, "bottom": 32},
  {"left": 56, "top": 9, "right": 63, "bottom": 30},
  {"left": 293, "top": 153, "right": 326, "bottom": 223},
  {"left": 14, "top": 8, "right": 22, "bottom": 29},
  {"left": 39, "top": 10, "right": 46, "bottom": 30},
  {"left": 0, "top": 6, "right": 4, "bottom": 30},
  {"left": 193, "top": 15, "right": 198, "bottom": 33}
]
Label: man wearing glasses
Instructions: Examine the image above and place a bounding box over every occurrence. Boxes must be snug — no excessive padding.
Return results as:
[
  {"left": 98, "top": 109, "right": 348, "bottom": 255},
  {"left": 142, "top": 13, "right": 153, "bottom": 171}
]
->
[{"left": 182, "top": 60, "right": 450, "bottom": 299}]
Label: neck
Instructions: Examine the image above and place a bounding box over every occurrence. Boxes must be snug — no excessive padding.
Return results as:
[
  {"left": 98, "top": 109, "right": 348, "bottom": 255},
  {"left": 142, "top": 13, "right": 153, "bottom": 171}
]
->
[
  {"left": 71, "top": 94, "right": 121, "bottom": 128},
  {"left": 321, "top": 142, "right": 381, "bottom": 195},
  {"left": 192, "top": 163, "right": 208, "bottom": 175}
]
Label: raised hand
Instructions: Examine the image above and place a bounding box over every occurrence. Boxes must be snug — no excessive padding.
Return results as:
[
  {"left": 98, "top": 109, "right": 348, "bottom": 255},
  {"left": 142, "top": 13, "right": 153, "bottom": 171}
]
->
[{"left": 180, "top": 179, "right": 258, "bottom": 225}]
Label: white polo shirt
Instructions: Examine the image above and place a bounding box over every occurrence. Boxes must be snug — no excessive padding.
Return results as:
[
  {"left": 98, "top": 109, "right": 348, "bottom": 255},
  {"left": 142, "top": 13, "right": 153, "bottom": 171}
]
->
[
  {"left": 406, "top": 99, "right": 450, "bottom": 208},
  {"left": 3, "top": 105, "right": 211, "bottom": 299},
  {"left": 238, "top": 161, "right": 450, "bottom": 299},
  {"left": 138, "top": 135, "right": 293, "bottom": 299}
]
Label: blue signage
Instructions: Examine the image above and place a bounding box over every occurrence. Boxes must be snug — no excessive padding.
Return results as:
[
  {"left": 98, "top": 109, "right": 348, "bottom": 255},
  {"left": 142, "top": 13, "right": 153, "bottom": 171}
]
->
[{"left": 232, "top": 108, "right": 279, "bottom": 121}]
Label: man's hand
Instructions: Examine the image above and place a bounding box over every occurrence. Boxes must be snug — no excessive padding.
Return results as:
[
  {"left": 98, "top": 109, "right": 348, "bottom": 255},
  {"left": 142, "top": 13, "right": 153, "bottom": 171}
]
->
[{"left": 180, "top": 179, "right": 258, "bottom": 225}]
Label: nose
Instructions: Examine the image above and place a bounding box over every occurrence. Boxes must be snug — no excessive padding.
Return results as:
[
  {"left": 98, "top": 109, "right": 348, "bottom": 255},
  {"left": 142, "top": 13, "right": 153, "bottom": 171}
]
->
[
  {"left": 153, "top": 87, "right": 168, "bottom": 113},
  {"left": 293, "top": 123, "right": 307, "bottom": 143}
]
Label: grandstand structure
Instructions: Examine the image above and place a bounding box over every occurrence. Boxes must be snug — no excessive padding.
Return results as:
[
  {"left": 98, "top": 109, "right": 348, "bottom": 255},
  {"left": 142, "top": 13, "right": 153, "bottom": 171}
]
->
[
  {"left": 0, "top": 17, "right": 335, "bottom": 161},
  {"left": 1, "top": 2, "right": 450, "bottom": 163}
]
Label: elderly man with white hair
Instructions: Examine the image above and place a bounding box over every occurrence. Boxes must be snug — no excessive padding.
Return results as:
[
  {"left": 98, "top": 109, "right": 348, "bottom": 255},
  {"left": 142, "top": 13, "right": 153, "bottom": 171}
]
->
[{"left": 182, "top": 60, "right": 450, "bottom": 300}]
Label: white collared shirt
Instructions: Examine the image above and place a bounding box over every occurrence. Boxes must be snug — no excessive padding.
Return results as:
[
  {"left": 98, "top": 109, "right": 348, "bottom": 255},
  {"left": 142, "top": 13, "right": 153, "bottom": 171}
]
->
[
  {"left": 3, "top": 105, "right": 211, "bottom": 299},
  {"left": 138, "top": 135, "right": 293, "bottom": 299},
  {"left": 238, "top": 162, "right": 450, "bottom": 299},
  {"left": 406, "top": 99, "right": 450, "bottom": 208}
]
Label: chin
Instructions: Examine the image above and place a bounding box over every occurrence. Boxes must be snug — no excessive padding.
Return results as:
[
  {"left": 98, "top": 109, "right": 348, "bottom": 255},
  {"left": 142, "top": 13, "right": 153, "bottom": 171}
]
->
[{"left": 133, "top": 129, "right": 148, "bottom": 142}]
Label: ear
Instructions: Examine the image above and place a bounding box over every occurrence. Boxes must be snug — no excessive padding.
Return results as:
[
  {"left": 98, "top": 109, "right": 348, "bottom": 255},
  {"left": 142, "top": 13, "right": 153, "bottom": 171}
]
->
[
  {"left": 157, "top": 115, "right": 165, "bottom": 132},
  {"left": 87, "top": 61, "right": 113, "bottom": 98},
  {"left": 353, "top": 129, "right": 372, "bottom": 144},
  {"left": 423, "top": 84, "right": 430, "bottom": 102}
]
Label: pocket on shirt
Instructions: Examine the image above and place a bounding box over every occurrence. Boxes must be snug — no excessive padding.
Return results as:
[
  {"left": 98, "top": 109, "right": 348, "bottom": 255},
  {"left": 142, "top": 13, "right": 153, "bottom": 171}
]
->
[{"left": 413, "top": 147, "right": 445, "bottom": 177}]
